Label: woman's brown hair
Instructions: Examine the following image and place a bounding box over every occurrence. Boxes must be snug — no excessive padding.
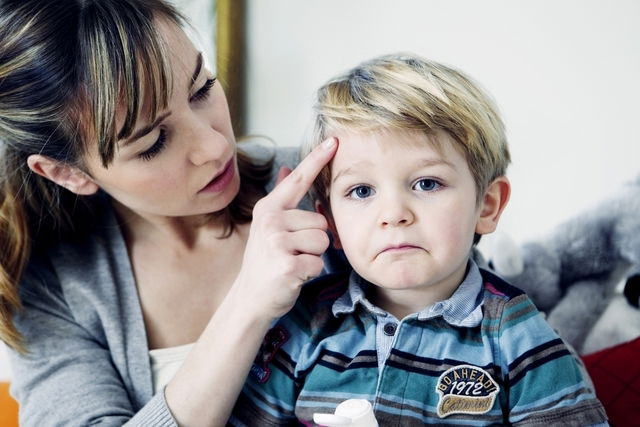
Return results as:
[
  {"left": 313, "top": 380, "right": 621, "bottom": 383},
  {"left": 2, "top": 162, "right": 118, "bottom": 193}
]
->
[{"left": 0, "top": 0, "right": 270, "bottom": 352}]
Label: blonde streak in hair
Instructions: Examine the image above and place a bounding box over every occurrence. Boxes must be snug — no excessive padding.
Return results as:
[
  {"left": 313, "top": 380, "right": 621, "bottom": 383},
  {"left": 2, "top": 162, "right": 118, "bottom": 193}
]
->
[
  {"left": 146, "top": 24, "right": 173, "bottom": 119},
  {"left": 85, "top": 26, "right": 118, "bottom": 166},
  {"left": 0, "top": 54, "right": 33, "bottom": 81},
  {"left": 0, "top": 53, "right": 58, "bottom": 136},
  {"left": 0, "top": 176, "right": 28, "bottom": 353},
  {"left": 0, "top": 8, "right": 55, "bottom": 353},
  {"left": 126, "top": 18, "right": 170, "bottom": 131},
  {"left": 0, "top": 9, "right": 43, "bottom": 59},
  {"left": 116, "top": 20, "right": 141, "bottom": 139},
  {"left": 102, "top": 17, "right": 171, "bottom": 166}
]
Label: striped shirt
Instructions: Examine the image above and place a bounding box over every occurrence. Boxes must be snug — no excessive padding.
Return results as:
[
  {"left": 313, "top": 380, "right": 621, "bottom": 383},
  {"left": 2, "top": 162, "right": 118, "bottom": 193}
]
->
[{"left": 231, "top": 262, "right": 607, "bottom": 426}]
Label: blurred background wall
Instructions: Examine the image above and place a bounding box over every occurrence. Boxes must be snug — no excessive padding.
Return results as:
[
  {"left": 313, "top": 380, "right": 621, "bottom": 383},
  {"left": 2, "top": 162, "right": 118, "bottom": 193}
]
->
[{"left": 244, "top": 0, "right": 640, "bottom": 247}]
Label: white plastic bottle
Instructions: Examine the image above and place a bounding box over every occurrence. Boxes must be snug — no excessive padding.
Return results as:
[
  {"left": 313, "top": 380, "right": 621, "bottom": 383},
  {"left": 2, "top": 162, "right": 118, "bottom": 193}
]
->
[{"left": 313, "top": 399, "right": 379, "bottom": 427}]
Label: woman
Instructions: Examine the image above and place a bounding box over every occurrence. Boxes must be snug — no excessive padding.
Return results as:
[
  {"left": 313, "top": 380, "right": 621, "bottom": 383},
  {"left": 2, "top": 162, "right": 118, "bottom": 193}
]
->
[{"left": 0, "top": 0, "right": 338, "bottom": 425}]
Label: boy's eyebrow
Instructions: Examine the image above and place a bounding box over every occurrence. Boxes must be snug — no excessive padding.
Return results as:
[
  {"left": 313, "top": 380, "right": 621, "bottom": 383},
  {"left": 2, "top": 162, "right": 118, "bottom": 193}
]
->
[
  {"left": 121, "top": 52, "right": 203, "bottom": 147},
  {"left": 417, "top": 158, "right": 456, "bottom": 170},
  {"left": 332, "top": 161, "right": 371, "bottom": 184},
  {"left": 332, "top": 157, "right": 456, "bottom": 183}
]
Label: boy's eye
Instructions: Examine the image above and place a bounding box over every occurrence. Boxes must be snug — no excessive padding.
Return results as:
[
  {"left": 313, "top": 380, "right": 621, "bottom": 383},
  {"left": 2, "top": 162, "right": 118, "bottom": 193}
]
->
[
  {"left": 190, "top": 78, "right": 216, "bottom": 102},
  {"left": 138, "top": 129, "right": 168, "bottom": 161},
  {"left": 347, "top": 185, "right": 375, "bottom": 199},
  {"left": 413, "top": 178, "right": 441, "bottom": 192}
]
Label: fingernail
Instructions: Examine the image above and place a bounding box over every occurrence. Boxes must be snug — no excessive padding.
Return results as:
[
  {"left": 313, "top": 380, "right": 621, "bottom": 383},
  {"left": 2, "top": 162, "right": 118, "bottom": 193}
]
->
[{"left": 322, "top": 137, "right": 336, "bottom": 150}]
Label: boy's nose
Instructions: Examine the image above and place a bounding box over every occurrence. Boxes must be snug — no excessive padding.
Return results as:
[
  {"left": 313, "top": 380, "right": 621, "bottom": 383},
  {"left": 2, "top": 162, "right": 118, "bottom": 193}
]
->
[{"left": 378, "top": 198, "right": 415, "bottom": 227}]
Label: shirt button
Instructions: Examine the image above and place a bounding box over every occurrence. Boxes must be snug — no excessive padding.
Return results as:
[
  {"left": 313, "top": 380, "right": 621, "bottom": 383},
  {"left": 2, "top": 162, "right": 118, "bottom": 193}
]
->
[{"left": 383, "top": 323, "right": 397, "bottom": 336}]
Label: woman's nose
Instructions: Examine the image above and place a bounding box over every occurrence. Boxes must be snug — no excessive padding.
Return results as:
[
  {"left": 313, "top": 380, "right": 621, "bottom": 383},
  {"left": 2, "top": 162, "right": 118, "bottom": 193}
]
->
[{"left": 187, "top": 118, "right": 228, "bottom": 166}]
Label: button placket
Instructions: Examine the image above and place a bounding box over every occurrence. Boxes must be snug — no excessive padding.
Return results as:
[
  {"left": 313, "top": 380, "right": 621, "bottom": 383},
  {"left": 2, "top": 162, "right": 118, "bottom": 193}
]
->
[
  {"left": 375, "top": 316, "right": 400, "bottom": 373},
  {"left": 383, "top": 322, "right": 397, "bottom": 336}
]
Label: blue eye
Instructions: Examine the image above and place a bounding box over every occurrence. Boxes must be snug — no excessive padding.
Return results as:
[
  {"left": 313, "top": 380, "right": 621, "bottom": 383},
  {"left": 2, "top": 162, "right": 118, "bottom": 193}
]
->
[
  {"left": 414, "top": 178, "right": 441, "bottom": 192},
  {"left": 139, "top": 129, "right": 168, "bottom": 161},
  {"left": 347, "top": 185, "right": 375, "bottom": 199},
  {"left": 191, "top": 78, "right": 216, "bottom": 102}
]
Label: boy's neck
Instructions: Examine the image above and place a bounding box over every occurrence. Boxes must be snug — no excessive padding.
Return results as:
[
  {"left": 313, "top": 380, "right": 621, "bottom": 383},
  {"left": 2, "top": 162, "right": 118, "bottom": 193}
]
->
[{"left": 367, "top": 262, "right": 469, "bottom": 320}]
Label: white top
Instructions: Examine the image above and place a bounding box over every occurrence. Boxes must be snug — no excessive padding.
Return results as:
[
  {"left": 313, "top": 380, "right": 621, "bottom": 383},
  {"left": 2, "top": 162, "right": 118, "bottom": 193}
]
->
[{"left": 149, "top": 343, "right": 195, "bottom": 395}]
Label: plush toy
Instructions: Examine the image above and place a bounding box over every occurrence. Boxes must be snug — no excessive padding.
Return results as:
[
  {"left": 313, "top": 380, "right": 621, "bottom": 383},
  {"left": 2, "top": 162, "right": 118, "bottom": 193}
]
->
[
  {"left": 480, "top": 176, "right": 640, "bottom": 425},
  {"left": 483, "top": 175, "right": 640, "bottom": 355},
  {"left": 623, "top": 268, "right": 640, "bottom": 308}
]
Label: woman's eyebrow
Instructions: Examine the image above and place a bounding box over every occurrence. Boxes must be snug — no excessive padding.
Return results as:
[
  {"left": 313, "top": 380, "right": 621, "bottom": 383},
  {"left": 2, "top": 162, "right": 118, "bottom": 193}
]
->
[
  {"left": 121, "top": 53, "right": 203, "bottom": 146},
  {"left": 190, "top": 52, "right": 203, "bottom": 90},
  {"left": 123, "top": 111, "right": 172, "bottom": 146}
]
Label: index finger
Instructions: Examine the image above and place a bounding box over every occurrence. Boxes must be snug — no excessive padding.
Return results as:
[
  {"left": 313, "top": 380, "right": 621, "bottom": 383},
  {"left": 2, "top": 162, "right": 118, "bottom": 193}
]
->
[{"left": 269, "top": 137, "right": 337, "bottom": 209}]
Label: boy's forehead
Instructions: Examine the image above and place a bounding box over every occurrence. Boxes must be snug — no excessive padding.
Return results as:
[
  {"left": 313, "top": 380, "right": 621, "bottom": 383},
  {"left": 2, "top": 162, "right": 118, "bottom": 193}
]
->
[
  {"left": 330, "top": 128, "right": 459, "bottom": 178},
  {"left": 331, "top": 128, "right": 448, "bottom": 159}
]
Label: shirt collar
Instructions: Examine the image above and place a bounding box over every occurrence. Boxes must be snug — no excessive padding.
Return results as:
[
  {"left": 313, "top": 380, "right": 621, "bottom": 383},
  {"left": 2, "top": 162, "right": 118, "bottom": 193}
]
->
[{"left": 332, "top": 260, "right": 484, "bottom": 327}]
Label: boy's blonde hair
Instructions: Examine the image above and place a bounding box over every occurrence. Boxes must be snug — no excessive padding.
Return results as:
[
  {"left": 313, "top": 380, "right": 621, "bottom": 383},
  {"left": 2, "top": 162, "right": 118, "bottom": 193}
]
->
[{"left": 303, "top": 53, "right": 510, "bottom": 210}]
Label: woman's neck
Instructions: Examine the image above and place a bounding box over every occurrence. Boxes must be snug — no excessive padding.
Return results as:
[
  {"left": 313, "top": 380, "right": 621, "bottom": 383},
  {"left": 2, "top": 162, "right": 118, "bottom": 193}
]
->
[{"left": 111, "top": 199, "right": 233, "bottom": 250}]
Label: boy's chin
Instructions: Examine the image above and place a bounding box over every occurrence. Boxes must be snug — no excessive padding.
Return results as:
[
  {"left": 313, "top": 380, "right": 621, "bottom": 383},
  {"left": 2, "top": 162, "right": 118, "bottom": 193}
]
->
[
  {"left": 375, "top": 281, "right": 430, "bottom": 292},
  {"left": 366, "top": 271, "right": 432, "bottom": 291}
]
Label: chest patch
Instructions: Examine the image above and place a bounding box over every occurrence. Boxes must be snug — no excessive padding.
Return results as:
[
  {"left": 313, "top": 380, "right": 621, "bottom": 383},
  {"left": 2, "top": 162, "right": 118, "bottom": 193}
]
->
[
  {"left": 436, "top": 364, "right": 500, "bottom": 418},
  {"left": 250, "top": 326, "right": 289, "bottom": 383}
]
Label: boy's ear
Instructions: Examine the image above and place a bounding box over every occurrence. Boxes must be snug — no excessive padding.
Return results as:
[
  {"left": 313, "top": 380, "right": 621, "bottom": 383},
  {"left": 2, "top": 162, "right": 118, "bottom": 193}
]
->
[
  {"left": 27, "top": 154, "right": 99, "bottom": 195},
  {"left": 315, "top": 200, "right": 342, "bottom": 249},
  {"left": 475, "top": 176, "right": 510, "bottom": 235}
]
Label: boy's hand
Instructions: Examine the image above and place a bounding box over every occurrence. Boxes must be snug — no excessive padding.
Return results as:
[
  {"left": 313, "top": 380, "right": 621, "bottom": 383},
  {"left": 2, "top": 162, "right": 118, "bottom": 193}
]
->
[{"left": 234, "top": 138, "right": 337, "bottom": 320}]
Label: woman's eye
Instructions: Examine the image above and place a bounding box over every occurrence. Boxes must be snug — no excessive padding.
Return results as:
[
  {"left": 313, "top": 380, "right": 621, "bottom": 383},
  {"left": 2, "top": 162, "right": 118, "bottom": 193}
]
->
[
  {"left": 413, "top": 178, "right": 441, "bottom": 192},
  {"left": 139, "top": 129, "right": 168, "bottom": 161},
  {"left": 347, "top": 185, "right": 375, "bottom": 199},
  {"left": 190, "top": 78, "right": 216, "bottom": 103}
]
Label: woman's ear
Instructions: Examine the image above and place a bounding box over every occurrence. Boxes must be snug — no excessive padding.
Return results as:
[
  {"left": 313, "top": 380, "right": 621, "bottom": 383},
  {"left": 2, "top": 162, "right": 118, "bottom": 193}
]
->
[
  {"left": 27, "top": 154, "right": 99, "bottom": 195},
  {"left": 315, "top": 200, "right": 342, "bottom": 249},
  {"left": 475, "top": 176, "right": 511, "bottom": 236}
]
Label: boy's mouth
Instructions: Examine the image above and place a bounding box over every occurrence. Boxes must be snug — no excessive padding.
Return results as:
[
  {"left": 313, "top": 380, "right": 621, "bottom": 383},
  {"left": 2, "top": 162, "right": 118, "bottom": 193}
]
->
[{"left": 378, "top": 243, "right": 423, "bottom": 256}]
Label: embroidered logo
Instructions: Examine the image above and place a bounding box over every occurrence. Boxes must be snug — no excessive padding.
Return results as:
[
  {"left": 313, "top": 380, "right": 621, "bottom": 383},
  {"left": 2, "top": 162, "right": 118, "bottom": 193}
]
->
[
  {"left": 249, "top": 326, "right": 289, "bottom": 383},
  {"left": 436, "top": 364, "right": 500, "bottom": 418}
]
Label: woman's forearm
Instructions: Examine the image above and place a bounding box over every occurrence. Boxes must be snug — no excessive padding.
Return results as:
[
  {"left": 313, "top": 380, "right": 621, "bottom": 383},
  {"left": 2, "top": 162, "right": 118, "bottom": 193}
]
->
[
  {"left": 164, "top": 285, "right": 273, "bottom": 426},
  {"left": 164, "top": 140, "right": 338, "bottom": 426}
]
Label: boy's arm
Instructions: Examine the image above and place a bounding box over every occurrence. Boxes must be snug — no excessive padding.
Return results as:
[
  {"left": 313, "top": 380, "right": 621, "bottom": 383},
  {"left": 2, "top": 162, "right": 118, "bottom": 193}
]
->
[{"left": 497, "top": 295, "right": 608, "bottom": 426}]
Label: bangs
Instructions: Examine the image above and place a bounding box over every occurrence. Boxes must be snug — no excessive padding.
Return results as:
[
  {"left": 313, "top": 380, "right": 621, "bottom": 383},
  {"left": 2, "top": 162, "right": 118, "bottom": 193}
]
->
[{"left": 78, "top": 0, "right": 184, "bottom": 167}]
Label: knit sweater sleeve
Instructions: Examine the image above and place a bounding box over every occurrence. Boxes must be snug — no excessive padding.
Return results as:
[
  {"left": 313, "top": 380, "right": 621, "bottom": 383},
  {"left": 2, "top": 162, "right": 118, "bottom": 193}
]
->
[{"left": 8, "top": 251, "right": 177, "bottom": 427}]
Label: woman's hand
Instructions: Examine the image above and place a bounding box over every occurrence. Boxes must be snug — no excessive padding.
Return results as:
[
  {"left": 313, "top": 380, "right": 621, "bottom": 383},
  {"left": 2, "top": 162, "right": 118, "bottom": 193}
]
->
[{"left": 234, "top": 138, "right": 338, "bottom": 320}]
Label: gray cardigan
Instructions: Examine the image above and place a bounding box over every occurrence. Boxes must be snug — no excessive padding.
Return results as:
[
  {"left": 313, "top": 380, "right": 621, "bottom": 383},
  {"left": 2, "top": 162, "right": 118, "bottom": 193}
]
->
[{"left": 8, "top": 144, "right": 344, "bottom": 426}]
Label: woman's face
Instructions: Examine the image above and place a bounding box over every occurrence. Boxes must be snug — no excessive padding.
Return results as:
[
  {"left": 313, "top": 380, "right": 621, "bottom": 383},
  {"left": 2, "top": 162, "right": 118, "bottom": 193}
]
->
[{"left": 83, "top": 18, "right": 240, "bottom": 220}]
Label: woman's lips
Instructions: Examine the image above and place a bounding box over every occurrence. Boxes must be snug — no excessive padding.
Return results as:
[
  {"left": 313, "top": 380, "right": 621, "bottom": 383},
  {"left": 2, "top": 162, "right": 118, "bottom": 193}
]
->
[{"left": 199, "top": 159, "right": 235, "bottom": 193}]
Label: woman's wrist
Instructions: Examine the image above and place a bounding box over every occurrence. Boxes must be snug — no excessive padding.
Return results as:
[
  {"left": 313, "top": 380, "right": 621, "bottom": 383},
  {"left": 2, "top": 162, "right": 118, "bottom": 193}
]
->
[{"left": 164, "top": 282, "right": 274, "bottom": 425}]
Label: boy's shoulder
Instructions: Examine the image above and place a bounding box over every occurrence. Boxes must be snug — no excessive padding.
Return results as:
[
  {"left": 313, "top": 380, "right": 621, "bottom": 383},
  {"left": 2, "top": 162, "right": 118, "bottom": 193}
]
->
[
  {"left": 478, "top": 267, "right": 543, "bottom": 321},
  {"left": 479, "top": 267, "right": 527, "bottom": 300},
  {"left": 298, "top": 270, "right": 352, "bottom": 307}
]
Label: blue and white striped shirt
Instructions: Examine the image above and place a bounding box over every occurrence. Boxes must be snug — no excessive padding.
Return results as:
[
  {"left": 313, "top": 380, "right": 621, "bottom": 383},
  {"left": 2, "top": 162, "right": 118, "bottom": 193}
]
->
[{"left": 231, "top": 262, "right": 607, "bottom": 426}]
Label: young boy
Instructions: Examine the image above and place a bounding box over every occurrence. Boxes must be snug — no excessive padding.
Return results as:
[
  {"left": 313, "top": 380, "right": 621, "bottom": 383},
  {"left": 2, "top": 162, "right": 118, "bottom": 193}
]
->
[{"left": 230, "top": 54, "right": 607, "bottom": 426}]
